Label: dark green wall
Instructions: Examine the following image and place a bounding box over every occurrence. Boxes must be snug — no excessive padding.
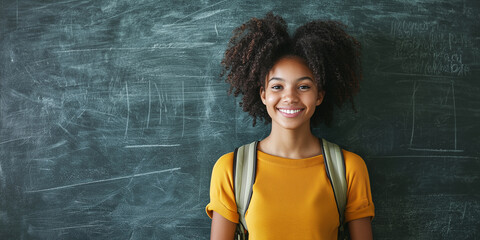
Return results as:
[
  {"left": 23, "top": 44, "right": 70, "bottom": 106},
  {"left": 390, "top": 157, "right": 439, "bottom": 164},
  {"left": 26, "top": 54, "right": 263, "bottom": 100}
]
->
[{"left": 1, "top": 0, "right": 479, "bottom": 239}]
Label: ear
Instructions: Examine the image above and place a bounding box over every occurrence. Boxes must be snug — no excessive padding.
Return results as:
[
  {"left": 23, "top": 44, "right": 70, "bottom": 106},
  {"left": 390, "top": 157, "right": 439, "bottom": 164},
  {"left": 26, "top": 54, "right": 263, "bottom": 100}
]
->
[
  {"left": 260, "top": 86, "right": 266, "bottom": 105},
  {"left": 316, "top": 90, "right": 325, "bottom": 106}
]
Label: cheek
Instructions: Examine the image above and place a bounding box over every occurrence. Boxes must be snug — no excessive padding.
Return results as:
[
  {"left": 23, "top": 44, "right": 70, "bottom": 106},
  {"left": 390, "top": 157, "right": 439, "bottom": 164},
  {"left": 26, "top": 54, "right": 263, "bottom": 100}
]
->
[{"left": 265, "top": 95, "right": 278, "bottom": 106}]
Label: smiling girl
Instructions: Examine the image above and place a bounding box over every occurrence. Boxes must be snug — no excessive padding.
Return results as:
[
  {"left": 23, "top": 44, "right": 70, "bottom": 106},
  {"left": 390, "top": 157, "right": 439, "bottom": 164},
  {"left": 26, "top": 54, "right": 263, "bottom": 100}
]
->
[{"left": 206, "top": 13, "right": 375, "bottom": 240}]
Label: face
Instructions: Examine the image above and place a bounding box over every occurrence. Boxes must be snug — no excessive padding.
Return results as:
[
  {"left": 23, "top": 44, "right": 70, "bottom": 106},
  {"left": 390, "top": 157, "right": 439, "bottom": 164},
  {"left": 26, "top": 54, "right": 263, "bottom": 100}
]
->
[{"left": 260, "top": 56, "right": 325, "bottom": 131}]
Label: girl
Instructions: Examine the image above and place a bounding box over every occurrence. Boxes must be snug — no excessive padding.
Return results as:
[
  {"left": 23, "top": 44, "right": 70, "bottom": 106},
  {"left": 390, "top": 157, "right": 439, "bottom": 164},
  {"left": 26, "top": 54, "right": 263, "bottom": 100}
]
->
[{"left": 206, "top": 12, "right": 375, "bottom": 240}]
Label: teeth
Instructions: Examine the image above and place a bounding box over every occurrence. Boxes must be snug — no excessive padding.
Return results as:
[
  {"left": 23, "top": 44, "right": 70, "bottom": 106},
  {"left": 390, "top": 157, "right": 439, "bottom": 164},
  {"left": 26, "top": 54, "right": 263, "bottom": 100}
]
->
[{"left": 279, "top": 109, "right": 301, "bottom": 114}]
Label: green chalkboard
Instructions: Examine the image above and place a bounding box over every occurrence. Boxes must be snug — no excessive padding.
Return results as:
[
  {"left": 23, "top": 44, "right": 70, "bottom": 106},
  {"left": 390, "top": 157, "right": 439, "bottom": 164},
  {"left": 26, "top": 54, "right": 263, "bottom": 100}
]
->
[{"left": 1, "top": 0, "right": 479, "bottom": 239}]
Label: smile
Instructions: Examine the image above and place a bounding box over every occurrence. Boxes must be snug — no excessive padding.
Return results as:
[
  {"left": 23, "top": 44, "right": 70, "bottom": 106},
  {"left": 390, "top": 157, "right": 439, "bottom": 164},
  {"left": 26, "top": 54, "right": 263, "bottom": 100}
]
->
[
  {"left": 277, "top": 108, "right": 304, "bottom": 118},
  {"left": 278, "top": 109, "right": 302, "bottom": 114}
]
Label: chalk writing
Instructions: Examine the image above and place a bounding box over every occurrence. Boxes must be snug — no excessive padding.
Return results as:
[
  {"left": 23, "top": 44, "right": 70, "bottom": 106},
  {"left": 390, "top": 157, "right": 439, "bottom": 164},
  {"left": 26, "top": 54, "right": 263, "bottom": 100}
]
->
[{"left": 391, "top": 20, "right": 472, "bottom": 77}]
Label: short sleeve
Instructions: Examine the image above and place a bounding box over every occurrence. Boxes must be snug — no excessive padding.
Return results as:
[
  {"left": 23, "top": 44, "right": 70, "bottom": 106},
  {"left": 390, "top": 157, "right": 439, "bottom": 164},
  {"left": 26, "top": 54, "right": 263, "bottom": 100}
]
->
[
  {"left": 205, "top": 152, "right": 239, "bottom": 223},
  {"left": 343, "top": 150, "right": 375, "bottom": 222}
]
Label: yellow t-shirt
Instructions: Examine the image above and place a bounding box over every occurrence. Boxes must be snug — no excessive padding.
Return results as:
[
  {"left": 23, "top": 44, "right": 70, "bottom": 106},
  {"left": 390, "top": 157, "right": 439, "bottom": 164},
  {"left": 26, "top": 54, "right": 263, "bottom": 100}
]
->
[{"left": 206, "top": 149, "right": 375, "bottom": 240}]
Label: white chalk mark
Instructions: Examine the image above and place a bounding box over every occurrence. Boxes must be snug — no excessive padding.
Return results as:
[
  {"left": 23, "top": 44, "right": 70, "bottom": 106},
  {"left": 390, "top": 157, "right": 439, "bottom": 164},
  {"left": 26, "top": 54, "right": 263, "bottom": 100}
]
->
[
  {"left": 182, "top": 116, "right": 226, "bottom": 124},
  {"left": 23, "top": 0, "right": 78, "bottom": 12},
  {"left": 172, "top": 0, "right": 227, "bottom": 24},
  {"left": 47, "top": 224, "right": 102, "bottom": 231},
  {"left": 154, "top": 83, "right": 162, "bottom": 125},
  {"left": 182, "top": 81, "right": 185, "bottom": 137},
  {"left": 25, "top": 167, "right": 181, "bottom": 193},
  {"left": 368, "top": 155, "right": 478, "bottom": 159},
  {"left": 124, "top": 81, "right": 130, "bottom": 140},
  {"left": 152, "top": 184, "right": 166, "bottom": 194},
  {"left": 54, "top": 43, "right": 215, "bottom": 53},
  {"left": 146, "top": 79, "right": 151, "bottom": 129},
  {"left": 0, "top": 162, "right": 5, "bottom": 189},
  {"left": 446, "top": 216, "right": 451, "bottom": 235},
  {"left": 192, "top": 9, "right": 227, "bottom": 21},
  {"left": 81, "top": 108, "right": 117, "bottom": 118},
  {"left": 48, "top": 140, "right": 67, "bottom": 150},
  {"left": 380, "top": 71, "right": 457, "bottom": 79},
  {"left": 409, "top": 80, "right": 419, "bottom": 148},
  {"left": 77, "top": 109, "right": 86, "bottom": 119},
  {"left": 32, "top": 158, "right": 55, "bottom": 163},
  {"left": 462, "top": 203, "right": 467, "bottom": 219},
  {"left": 408, "top": 148, "right": 464, "bottom": 153},
  {"left": 10, "top": 88, "right": 47, "bottom": 105},
  {"left": 175, "top": 225, "right": 211, "bottom": 229},
  {"left": 129, "top": 229, "right": 136, "bottom": 240},
  {"left": 89, "top": 5, "right": 142, "bottom": 26},
  {"left": 24, "top": 66, "right": 38, "bottom": 83},
  {"left": 214, "top": 23, "right": 219, "bottom": 36},
  {"left": 0, "top": 137, "right": 32, "bottom": 145},
  {"left": 124, "top": 144, "right": 180, "bottom": 148},
  {"left": 165, "top": 90, "right": 168, "bottom": 118},
  {"left": 57, "top": 123, "right": 73, "bottom": 137},
  {"left": 144, "top": 74, "right": 215, "bottom": 79},
  {"left": 443, "top": 85, "right": 451, "bottom": 105},
  {"left": 452, "top": 81, "right": 457, "bottom": 150}
]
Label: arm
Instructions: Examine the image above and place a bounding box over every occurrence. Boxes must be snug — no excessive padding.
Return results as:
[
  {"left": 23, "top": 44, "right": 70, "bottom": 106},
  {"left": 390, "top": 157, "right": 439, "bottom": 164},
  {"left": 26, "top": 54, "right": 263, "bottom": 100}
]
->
[
  {"left": 342, "top": 151, "right": 375, "bottom": 240},
  {"left": 210, "top": 211, "right": 236, "bottom": 240},
  {"left": 348, "top": 217, "right": 373, "bottom": 240}
]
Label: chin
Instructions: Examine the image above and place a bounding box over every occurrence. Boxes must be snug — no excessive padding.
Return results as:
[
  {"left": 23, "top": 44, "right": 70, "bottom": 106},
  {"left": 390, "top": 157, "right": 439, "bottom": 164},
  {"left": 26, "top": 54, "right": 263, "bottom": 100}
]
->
[{"left": 274, "top": 121, "right": 310, "bottom": 131}]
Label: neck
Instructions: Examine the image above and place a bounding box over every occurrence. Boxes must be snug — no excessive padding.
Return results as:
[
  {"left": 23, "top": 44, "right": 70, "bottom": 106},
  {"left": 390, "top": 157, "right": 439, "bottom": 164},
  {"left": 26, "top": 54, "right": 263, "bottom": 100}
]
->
[{"left": 259, "top": 122, "right": 322, "bottom": 159}]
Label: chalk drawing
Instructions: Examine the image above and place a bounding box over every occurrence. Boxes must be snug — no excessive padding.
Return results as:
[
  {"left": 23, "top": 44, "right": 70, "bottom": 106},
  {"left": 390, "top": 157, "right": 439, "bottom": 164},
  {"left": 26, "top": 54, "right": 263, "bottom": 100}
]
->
[{"left": 408, "top": 80, "right": 461, "bottom": 152}]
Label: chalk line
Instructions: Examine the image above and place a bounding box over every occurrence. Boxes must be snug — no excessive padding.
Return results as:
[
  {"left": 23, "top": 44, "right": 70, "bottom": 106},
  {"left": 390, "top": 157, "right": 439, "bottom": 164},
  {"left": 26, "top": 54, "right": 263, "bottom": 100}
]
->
[
  {"left": 0, "top": 137, "right": 32, "bottom": 145},
  {"left": 182, "top": 81, "right": 185, "bottom": 137},
  {"left": 25, "top": 167, "right": 181, "bottom": 193},
  {"left": 172, "top": 0, "right": 227, "bottom": 24},
  {"left": 408, "top": 148, "right": 464, "bottom": 153},
  {"left": 147, "top": 79, "right": 151, "bottom": 128},
  {"left": 124, "top": 144, "right": 180, "bottom": 148},
  {"left": 452, "top": 81, "right": 457, "bottom": 150},
  {"left": 409, "top": 80, "right": 419, "bottom": 147},
  {"left": 124, "top": 81, "right": 130, "bottom": 139},
  {"left": 368, "top": 155, "right": 477, "bottom": 159}
]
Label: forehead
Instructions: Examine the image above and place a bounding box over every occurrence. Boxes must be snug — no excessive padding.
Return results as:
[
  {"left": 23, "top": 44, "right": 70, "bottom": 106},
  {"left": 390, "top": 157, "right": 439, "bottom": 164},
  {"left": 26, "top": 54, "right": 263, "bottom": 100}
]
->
[{"left": 267, "top": 56, "right": 314, "bottom": 79}]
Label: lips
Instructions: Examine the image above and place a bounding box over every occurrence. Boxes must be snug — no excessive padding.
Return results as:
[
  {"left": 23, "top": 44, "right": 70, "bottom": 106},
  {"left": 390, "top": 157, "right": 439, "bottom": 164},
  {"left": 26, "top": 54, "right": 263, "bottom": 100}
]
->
[{"left": 277, "top": 108, "right": 304, "bottom": 117}]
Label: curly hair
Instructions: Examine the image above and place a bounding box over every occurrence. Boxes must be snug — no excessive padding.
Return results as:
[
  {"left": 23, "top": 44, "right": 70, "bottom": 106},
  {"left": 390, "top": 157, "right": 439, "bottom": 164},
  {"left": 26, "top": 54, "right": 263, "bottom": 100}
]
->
[{"left": 221, "top": 12, "right": 362, "bottom": 126}]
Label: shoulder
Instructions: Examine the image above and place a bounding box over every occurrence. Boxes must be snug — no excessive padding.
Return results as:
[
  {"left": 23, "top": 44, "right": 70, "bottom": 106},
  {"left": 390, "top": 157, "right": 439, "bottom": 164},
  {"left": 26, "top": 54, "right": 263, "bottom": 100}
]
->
[
  {"left": 212, "top": 152, "right": 235, "bottom": 172},
  {"left": 341, "top": 149, "right": 370, "bottom": 180},
  {"left": 342, "top": 149, "right": 367, "bottom": 170},
  {"left": 210, "top": 152, "right": 235, "bottom": 184}
]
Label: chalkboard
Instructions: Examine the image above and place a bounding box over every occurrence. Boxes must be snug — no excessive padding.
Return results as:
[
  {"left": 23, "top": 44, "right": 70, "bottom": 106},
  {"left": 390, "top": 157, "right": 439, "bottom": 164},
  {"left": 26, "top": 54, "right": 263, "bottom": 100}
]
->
[{"left": 1, "top": 0, "right": 479, "bottom": 239}]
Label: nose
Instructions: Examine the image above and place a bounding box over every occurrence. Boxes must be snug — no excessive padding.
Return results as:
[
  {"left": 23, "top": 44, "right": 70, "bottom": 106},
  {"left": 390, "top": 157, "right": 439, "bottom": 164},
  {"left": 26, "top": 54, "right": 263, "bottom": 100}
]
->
[{"left": 282, "top": 86, "right": 299, "bottom": 104}]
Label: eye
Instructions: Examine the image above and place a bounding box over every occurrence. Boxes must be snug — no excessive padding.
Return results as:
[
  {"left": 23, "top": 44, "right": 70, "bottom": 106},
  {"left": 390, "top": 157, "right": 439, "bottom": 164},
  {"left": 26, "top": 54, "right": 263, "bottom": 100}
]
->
[
  {"left": 271, "top": 85, "right": 283, "bottom": 90},
  {"left": 299, "top": 85, "right": 311, "bottom": 90}
]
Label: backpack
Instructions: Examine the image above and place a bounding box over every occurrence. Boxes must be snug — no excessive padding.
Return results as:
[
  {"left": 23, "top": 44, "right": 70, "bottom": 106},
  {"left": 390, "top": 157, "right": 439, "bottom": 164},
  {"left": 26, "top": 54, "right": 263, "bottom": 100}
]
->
[{"left": 233, "top": 138, "right": 348, "bottom": 240}]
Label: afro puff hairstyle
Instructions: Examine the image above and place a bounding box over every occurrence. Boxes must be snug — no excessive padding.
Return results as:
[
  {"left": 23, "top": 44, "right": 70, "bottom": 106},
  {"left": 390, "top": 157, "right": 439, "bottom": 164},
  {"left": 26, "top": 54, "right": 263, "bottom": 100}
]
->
[{"left": 221, "top": 12, "right": 362, "bottom": 126}]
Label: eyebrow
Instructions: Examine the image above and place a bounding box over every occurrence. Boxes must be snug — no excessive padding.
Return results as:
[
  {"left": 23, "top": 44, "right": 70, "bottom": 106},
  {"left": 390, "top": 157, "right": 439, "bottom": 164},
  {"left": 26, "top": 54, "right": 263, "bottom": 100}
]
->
[{"left": 268, "top": 76, "right": 314, "bottom": 82}]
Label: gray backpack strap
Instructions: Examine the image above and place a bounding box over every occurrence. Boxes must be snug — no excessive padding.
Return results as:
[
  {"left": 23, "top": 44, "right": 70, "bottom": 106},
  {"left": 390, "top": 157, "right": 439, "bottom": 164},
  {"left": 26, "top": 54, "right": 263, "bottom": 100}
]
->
[
  {"left": 233, "top": 141, "right": 258, "bottom": 234},
  {"left": 321, "top": 138, "right": 348, "bottom": 239}
]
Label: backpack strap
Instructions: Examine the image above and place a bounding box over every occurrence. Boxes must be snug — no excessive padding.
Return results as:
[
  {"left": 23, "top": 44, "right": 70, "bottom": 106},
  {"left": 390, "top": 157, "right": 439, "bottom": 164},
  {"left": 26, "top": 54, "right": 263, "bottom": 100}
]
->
[
  {"left": 321, "top": 138, "right": 348, "bottom": 239},
  {"left": 233, "top": 141, "right": 258, "bottom": 233}
]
